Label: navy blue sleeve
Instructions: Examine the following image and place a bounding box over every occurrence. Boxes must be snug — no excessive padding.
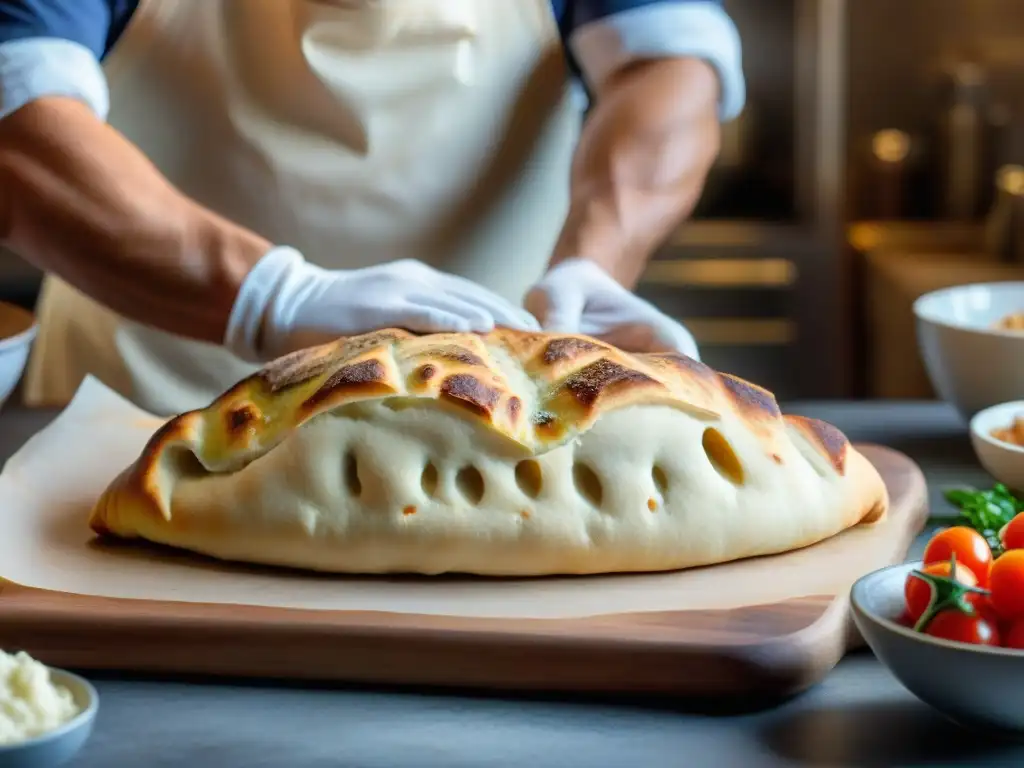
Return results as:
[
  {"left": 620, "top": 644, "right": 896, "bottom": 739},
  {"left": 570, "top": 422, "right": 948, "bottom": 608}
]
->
[
  {"left": 552, "top": 0, "right": 745, "bottom": 120},
  {"left": 558, "top": 0, "right": 723, "bottom": 32},
  {"left": 0, "top": 0, "right": 138, "bottom": 58},
  {"left": 0, "top": 0, "right": 138, "bottom": 120}
]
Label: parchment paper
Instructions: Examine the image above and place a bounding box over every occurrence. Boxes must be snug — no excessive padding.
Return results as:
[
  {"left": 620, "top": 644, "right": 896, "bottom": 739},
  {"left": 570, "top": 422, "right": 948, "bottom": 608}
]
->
[{"left": 0, "top": 377, "right": 906, "bottom": 619}]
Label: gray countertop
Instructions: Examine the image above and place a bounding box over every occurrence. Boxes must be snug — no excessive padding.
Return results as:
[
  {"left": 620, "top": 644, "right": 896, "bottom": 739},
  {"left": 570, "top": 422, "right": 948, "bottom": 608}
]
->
[{"left": 0, "top": 401, "right": 1018, "bottom": 767}]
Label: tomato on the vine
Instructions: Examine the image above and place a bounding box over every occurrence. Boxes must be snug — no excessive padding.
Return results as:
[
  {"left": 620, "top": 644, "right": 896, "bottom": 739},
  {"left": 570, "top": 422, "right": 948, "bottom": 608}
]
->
[
  {"left": 989, "top": 549, "right": 1024, "bottom": 620},
  {"left": 924, "top": 609, "right": 1001, "bottom": 646},
  {"left": 923, "top": 527, "right": 993, "bottom": 587},
  {"left": 1002, "top": 512, "right": 1024, "bottom": 552},
  {"left": 1004, "top": 619, "right": 1024, "bottom": 650},
  {"left": 904, "top": 560, "right": 977, "bottom": 625}
]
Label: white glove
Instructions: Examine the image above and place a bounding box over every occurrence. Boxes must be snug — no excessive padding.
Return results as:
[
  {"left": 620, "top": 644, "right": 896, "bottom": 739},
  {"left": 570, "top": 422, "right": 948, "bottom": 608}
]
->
[
  {"left": 226, "top": 246, "right": 540, "bottom": 362},
  {"left": 525, "top": 258, "right": 700, "bottom": 360}
]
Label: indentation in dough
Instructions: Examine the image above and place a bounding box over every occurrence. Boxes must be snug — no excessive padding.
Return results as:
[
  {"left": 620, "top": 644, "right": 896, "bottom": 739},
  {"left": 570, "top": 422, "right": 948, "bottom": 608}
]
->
[
  {"left": 456, "top": 465, "right": 485, "bottom": 505},
  {"left": 785, "top": 425, "right": 830, "bottom": 478},
  {"left": 572, "top": 462, "right": 604, "bottom": 507},
  {"left": 421, "top": 462, "right": 439, "bottom": 498},
  {"left": 515, "top": 459, "right": 543, "bottom": 499},
  {"left": 344, "top": 451, "right": 362, "bottom": 496},
  {"left": 702, "top": 427, "right": 744, "bottom": 485},
  {"left": 384, "top": 398, "right": 419, "bottom": 412},
  {"left": 651, "top": 464, "right": 669, "bottom": 496},
  {"left": 166, "top": 445, "right": 208, "bottom": 480}
]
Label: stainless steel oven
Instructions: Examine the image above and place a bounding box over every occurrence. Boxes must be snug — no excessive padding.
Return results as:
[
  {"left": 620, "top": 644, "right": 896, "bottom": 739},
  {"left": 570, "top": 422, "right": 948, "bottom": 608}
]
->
[{"left": 639, "top": 0, "right": 849, "bottom": 400}]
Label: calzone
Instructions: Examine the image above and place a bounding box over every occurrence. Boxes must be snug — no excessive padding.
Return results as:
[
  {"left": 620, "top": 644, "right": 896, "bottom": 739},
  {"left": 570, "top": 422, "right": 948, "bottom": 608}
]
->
[{"left": 90, "top": 329, "right": 889, "bottom": 576}]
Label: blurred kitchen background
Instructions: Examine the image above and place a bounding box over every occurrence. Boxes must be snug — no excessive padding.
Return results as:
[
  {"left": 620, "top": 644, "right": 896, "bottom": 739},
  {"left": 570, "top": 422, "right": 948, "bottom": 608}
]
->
[
  {"left": 639, "top": 0, "right": 1024, "bottom": 400},
  {"left": 2, "top": 0, "right": 1023, "bottom": 401}
]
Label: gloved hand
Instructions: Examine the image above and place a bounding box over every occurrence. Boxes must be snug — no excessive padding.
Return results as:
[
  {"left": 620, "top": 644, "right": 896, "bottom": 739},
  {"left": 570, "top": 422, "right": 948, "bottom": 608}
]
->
[
  {"left": 524, "top": 258, "right": 700, "bottom": 360},
  {"left": 225, "top": 246, "right": 540, "bottom": 362}
]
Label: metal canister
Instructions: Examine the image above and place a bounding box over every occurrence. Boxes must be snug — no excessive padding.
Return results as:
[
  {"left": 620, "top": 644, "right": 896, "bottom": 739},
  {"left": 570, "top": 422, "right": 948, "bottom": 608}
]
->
[
  {"left": 938, "top": 63, "right": 988, "bottom": 221},
  {"left": 868, "top": 129, "right": 913, "bottom": 219},
  {"left": 983, "top": 164, "right": 1024, "bottom": 264}
]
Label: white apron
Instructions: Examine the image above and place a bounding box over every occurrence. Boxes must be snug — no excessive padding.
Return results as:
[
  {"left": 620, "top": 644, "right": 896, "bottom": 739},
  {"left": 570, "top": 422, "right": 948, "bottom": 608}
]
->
[{"left": 24, "top": 0, "right": 581, "bottom": 415}]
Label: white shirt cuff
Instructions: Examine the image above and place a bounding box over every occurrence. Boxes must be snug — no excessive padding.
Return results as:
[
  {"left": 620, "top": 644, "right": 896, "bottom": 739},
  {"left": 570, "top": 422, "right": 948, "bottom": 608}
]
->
[
  {"left": 0, "top": 37, "right": 109, "bottom": 121},
  {"left": 568, "top": 2, "right": 746, "bottom": 122}
]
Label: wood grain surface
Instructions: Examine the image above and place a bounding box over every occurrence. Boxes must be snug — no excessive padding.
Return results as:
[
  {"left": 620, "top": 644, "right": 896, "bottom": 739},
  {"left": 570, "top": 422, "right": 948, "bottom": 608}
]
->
[{"left": 0, "top": 444, "right": 927, "bottom": 700}]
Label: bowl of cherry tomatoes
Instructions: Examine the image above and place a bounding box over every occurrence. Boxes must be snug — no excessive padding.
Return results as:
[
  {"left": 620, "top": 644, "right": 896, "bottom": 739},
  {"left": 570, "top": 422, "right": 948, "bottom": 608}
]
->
[{"left": 851, "top": 519, "right": 1024, "bottom": 732}]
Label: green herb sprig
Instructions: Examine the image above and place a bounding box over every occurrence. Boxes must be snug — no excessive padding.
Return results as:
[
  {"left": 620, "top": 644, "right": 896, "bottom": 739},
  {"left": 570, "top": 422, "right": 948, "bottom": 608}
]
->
[{"left": 943, "top": 483, "right": 1024, "bottom": 556}]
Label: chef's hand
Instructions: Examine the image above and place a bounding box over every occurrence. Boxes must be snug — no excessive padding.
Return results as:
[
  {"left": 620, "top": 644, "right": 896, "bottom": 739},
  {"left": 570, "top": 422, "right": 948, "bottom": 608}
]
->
[
  {"left": 524, "top": 258, "right": 700, "bottom": 360},
  {"left": 226, "top": 247, "right": 540, "bottom": 362}
]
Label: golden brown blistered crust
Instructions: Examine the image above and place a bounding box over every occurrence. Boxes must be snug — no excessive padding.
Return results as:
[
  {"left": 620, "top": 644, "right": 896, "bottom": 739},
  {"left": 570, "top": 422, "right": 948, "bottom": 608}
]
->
[
  {"left": 784, "top": 415, "right": 849, "bottom": 475},
  {"left": 90, "top": 329, "right": 863, "bottom": 534}
]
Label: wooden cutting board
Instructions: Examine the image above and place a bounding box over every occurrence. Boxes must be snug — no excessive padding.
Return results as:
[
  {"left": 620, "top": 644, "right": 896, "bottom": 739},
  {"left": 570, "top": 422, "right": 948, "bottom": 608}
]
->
[{"left": 0, "top": 444, "right": 926, "bottom": 701}]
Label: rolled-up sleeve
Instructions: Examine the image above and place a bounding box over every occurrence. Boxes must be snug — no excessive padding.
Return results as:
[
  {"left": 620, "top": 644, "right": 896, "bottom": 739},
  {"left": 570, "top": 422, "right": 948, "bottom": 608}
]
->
[
  {"left": 562, "top": 0, "right": 745, "bottom": 121},
  {"left": 0, "top": 0, "right": 129, "bottom": 121}
]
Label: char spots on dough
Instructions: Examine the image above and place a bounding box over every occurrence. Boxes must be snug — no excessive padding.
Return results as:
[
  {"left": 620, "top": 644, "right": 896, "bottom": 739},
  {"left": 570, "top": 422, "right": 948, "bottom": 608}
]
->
[
  {"left": 226, "top": 404, "right": 259, "bottom": 434},
  {"left": 440, "top": 373, "right": 501, "bottom": 416},
  {"left": 418, "top": 364, "right": 437, "bottom": 381},
  {"left": 425, "top": 344, "right": 485, "bottom": 366},
  {"left": 647, "top": 497, "right": 657, "bottom": 512},
  {"left": 649, "top": 352, "right": 714, "bottom": 378},
  {"left": 403, "top": 505, "right": 417, "bottom": 516},
  {"left": 507, "top": 396, "right": 522, "bottom": 424},
  {"left": 563, "top": 358, "right": 659, "bottom": 407},
  {"left": 259, "top": 347, "right": 340, "bottom": 392},
  {"left": 304, "top": 358, "right": 391, "bottom": 409},
  {"left": 532, "top": 410, "right": 564, "bottom": 441},
  {"left": 772, "top": 453, "right": 783, "bottom": 464},
  {"left": 533, "top": 410, "right": 555, "bottom": 426},
  {"left": 787, "top": 415, "right": 849, "bottom": 474},
  {"left": 264, "top": 329, "right": 413, "bottom": 391},
  {"left": 542, "top": 337, "right": 603, "bottom": 365},
  {"left": 720, "top": 373, "right": 781, "bottom": 418},
  {"left": 340, "top": 329, "right": 410, "bottom": 357}
]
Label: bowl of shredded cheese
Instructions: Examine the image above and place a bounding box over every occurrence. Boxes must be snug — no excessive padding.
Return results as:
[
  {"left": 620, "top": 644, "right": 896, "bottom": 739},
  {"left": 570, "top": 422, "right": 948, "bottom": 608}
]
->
[
  {"left": 970, "top": 400, "right": 1024, "bottom": 495},
  {"left": 915, "top": 282, "right": 1024, "bottom": 421},
  {"left": 0, "top": 649, "right": 97, "bottom": 767}
]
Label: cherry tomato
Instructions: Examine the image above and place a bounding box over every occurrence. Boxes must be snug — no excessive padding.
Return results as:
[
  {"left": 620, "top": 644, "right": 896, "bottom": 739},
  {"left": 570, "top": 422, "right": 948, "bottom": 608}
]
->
[
  {"left": 925, "top": 609, "right": 1001, "bottom": 647},
  {"left": 989, "top": 549, "right": 1024, "bottom": 620},
  {"left": 1002, "top": 512, "right": 1024, "bottom": 552},
  {"left": 923, "top": 527, "right": 993, "bottom": 587},
  {"left": 904, "top": 560, "right": 977, "bottom": 624},
  {"left": 1004, "top": 619, "right": 1024, "bottom": 650},
  {"left": 968, "top": 593, "right": 1001, "bottom": 623}
]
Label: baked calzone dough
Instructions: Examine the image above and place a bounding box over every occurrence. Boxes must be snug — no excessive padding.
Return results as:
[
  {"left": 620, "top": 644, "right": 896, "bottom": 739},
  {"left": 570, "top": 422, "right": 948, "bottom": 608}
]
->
[{"left": 90, "top": 329, "right": 889, "bottom": 576}]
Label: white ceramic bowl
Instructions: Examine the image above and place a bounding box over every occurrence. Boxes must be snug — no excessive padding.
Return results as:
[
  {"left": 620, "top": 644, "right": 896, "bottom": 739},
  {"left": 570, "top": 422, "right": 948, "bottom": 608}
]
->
[
  {"left": 852, "top": 561, "right": 1024, "bottom": 733},
  {"left": 969, "top": 400, "right": 1024, "bottom": 493},
  {"left": 915, "top": 282, "right": 1024, "bottom": 422},
  {"left": 0, "top": 667, "right": 98, "bottom": 767},
  {"left": 0, "top": 301, "right": 37, "bottom": 411}
]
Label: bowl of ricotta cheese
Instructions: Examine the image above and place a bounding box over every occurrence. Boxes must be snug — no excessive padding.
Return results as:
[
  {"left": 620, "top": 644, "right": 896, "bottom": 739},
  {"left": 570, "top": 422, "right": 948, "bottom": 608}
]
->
[{"left": 0, "top": 649, "right": 98, "bottom": 767}]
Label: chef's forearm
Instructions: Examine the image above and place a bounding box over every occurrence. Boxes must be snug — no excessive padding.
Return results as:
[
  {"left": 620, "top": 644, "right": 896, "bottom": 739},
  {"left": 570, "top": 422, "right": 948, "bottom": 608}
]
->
[
  {"left": 0, "top": 97, "right": 269, "bottom": 343},
  {"left": 550, "top": 58, "right": 721, "bottom": 288}
]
